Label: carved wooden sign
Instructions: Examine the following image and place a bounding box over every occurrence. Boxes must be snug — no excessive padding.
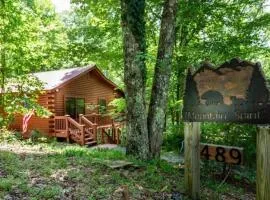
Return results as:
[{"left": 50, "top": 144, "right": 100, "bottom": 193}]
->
[{"left": 182, "top": 58, "right": 270, "bottom": 124}]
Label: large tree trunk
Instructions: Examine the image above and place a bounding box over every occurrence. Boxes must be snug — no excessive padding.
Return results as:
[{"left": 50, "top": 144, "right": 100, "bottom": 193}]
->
[
  {"left": 121, "top": 0, "right": 149, "bottom": 160},
  {"left": 175, "top": 65, "right": 182, "bottom": 125},
  {"left": 148, "top": 0, "right": 178, "bottom": 158},
  {"left": 0, "top": 0, "right": 6, "bottom": 95}
]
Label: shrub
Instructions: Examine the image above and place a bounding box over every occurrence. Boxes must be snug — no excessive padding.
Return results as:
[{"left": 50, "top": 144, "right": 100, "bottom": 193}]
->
[
  {"left": 163, "top": 123, "right": 184, "bottom": 152},
  {"left": 0, "top": 129, "right": 22, "bottom": 143},
  {"left": 163, "top": 122, "right": 256, "bottom": 167},
  {"left": 27, "top": 130, "right": 55, "bottom": 144},
  {"left": 201, "top": 122, "right": 256, "bottom": 167}
]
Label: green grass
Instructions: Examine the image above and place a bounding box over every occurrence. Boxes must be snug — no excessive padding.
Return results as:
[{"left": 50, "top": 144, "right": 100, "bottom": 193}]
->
[
  {"left": 0, "top": 142, "right": 183, "bottom": 199},
  {"left": 0, "top": 134, "right": 255, "bottom": 199}
]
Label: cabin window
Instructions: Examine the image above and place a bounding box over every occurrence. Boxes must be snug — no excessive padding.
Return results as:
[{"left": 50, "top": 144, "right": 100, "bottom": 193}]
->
[
  {"left": 65, "top": 97, "right": 85, "bottom": 119},
  {"left": 98, "top": 98, "right": 107, "bottom": 114}
]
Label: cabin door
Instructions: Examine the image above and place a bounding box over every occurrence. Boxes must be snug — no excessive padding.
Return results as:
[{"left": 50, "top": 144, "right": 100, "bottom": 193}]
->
[{"left": 65, "top": 97, "right": 85, "bottom": 120}]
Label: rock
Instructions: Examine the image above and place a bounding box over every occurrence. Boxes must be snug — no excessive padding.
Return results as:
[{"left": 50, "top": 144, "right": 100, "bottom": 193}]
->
[
  {"left": 111, "top": 185, "right": 129, "bottom": 200},
  {"left": 50, "top": 169, "right": 68, "bottom": 182},
  {"left": 161, "top": 151, "right": 184, "bottom": 164},
  {"left": 120, "top": 169, "right": 129, "bottom": 178},
  {"left": 104, "top": 160, "right": 134, "bottom": 169}
]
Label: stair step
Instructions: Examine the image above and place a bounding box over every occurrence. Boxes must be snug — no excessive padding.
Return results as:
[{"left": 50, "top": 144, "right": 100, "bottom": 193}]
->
[
  {"left": 85, "top": 137, "right": 94, "bottom": 141},
  {"left": 85, "top": 140, "right": 97, "bottom": 147}
]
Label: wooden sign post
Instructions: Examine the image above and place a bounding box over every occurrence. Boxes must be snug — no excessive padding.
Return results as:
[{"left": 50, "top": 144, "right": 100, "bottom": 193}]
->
[
  {"left": 182, "top": 58, "right": 270, "bottom": 200},
  {"left": 184, "top": 122, "right": 200, "bottom": 200},
  {"left": 257, "top": 126, "right": 270, "bottom": 200}
]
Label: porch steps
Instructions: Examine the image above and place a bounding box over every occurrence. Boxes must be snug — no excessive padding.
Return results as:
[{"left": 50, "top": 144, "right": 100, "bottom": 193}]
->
[
  {"left": 85, "top": 141, "right": 97, "bottom": 147},
  {"left": 84, "top": 133, "right": 97, "bottom": 147},
  {"left": 55, "top": 114, "right": 123, "bottom": 147}
]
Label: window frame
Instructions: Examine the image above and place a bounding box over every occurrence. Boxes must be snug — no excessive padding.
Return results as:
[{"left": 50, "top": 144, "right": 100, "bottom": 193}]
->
[
  {"left": 98, "top": 98, "right": 107, "bottom": 114},
  {"left": 65, "top": 96, "right": 85, "bottom": 119}
]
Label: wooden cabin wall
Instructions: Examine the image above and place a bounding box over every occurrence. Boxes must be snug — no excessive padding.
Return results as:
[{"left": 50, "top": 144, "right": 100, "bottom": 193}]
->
[
  {"left": 9, "top": 68, "right": 122, "bottom": 136},
  {"left": 54, "top": 70, "right": 117, "bottom": 116},
  {"left": 9, "top": 92, "right": 55, "bottom": 136}
]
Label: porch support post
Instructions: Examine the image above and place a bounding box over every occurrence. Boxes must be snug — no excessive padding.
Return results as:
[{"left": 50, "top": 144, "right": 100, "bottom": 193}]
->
[
  {"left": 80, "top": 124, "right": 85, "bottom": 145},
  {"left": 101, "top": 128, "right": 105, "bottom": 144},
  {"left": 65, "top": 115, "right": 70, "bottom": 143},
  {"left": 93, "top": 124, "right": 98, "bottom": 141},
  {"left": 79, "top": 114, "right": 83, "bottom": 124}
]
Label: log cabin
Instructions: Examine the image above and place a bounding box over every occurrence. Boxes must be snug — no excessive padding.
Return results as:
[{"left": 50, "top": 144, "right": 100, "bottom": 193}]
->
[{"left": 10, "top": 64, "right": 124, "bottom": 146}]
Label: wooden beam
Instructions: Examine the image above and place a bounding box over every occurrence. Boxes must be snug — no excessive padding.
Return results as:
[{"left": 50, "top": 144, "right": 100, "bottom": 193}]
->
[
  {"left": 184, "top": 122, "right": 201, "bottom": 200},
  {"left": 257, "top": 126, "right": 270, "bottom": 200},
  {"left": 48, "top": 125, "right": 55, "bottom": 129},
  {"left": 102, "top": 128, "right": 105, "bottom": 144},
  {"left": 65, "top": 115, "right": 70, "bottom": 143}
]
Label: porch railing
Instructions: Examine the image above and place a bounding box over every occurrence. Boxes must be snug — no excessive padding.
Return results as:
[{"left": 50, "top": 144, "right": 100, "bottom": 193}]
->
[
  {"left": 54, "top": 116, "right": 69, "bottom": 139},
  {"left": 54, "top": 114, "right": 125, "bottom": 146},
  {"left": 79, "top": 114, "right": 98, "bottom": 141},
  {"left": 83, "top": 113, "right": 113, "bottom": 126},
  {"left": 67, "top": 116, "right": 85, "bottom": 145}
]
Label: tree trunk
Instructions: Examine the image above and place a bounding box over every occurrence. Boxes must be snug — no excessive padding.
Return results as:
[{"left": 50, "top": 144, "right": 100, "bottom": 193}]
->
[
  {"left": 0, "top": 0, "right": 6, "bottom": 94},
  {"left": 121, "top": 0, "right": 149, "bottom": 160},
  {"left": 175, "top": 65, "right": 182, "bottom": 125},
  {"left": 148, "top": 0, "right": 178, "bottom": 158}
]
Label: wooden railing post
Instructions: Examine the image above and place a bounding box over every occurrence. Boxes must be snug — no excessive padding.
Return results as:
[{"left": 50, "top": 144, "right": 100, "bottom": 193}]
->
[
  {"left": 118, "top": 128, "right": 121, "bottom": 145},
  {"left": 79, "top": 114, "right": 83, "bottom": 124},
  {"left": 65, "top": 115, "right": 70, "bottom": 143},
  {"left": 80, "top": 125, "right": 85, "bottom": 145},
  {"left": 93, "top": 124, "right": 97, "bottom": 141},
  {"left": 94, "top": 115, "right": 98, "bottom": 124},
  {"left": 112, "top": 121, "right": 115, "bottom": 143},
  {"left": 116, "top": 127, "right": 119, "bottom": 144},
  {"left": 101, "top": 128, "right": 105, "bottom": 144}
]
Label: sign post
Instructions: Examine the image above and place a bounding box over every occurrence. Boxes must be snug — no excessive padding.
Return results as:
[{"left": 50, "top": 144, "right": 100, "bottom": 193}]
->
[
  {"left": 184, "top": 122, "right": 200, "bottom": 200},
  {"left": 257, "top": 126, "right": 270, "bottom": 200},
  {"left": 182, "top": 58, "right": 270, "bottom": 200}
]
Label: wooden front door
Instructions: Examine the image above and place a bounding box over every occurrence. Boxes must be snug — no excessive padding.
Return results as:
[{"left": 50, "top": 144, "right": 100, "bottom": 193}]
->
[{"left": 65, "top": 97, "right": 85, "bottom": 119}]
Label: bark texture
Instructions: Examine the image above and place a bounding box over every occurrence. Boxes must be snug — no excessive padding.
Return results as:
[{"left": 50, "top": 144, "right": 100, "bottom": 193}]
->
[
  {"left": 257, "top": 127, "right": 270, "bottom": 200},
  {"left": 148, "top": 0, "right": 178, "bottom": 158},
  {"left": 0, "top": 0, "right": 6, "bottom": 93},
  {"left": 121, "top": 0, "right": 149, "bottom": 159}
]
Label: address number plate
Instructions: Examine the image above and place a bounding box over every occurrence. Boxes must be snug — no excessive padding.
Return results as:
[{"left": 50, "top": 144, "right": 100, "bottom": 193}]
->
[{"left": 200, "top": 143, "right": 244, "bottom": 165}]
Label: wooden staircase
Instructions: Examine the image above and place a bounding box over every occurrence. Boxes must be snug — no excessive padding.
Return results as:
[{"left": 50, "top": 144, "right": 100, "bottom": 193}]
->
[
  {"left": 84, "top": 131, "right": 97, "bottom": 147},
  {"left": 54, "top": 114, "right": 124, "bottom": 147},
  {"left": 79, "top": 114, "right": 97, "bottom": 147},
  {"left": 54, "top": 115, "right": 97, "bottom": 147}
]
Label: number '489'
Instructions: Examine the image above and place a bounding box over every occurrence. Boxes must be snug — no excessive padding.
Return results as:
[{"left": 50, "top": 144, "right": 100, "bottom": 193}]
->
[{"left": 201, "top": 145, "right": 242, "bottom": 165}]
